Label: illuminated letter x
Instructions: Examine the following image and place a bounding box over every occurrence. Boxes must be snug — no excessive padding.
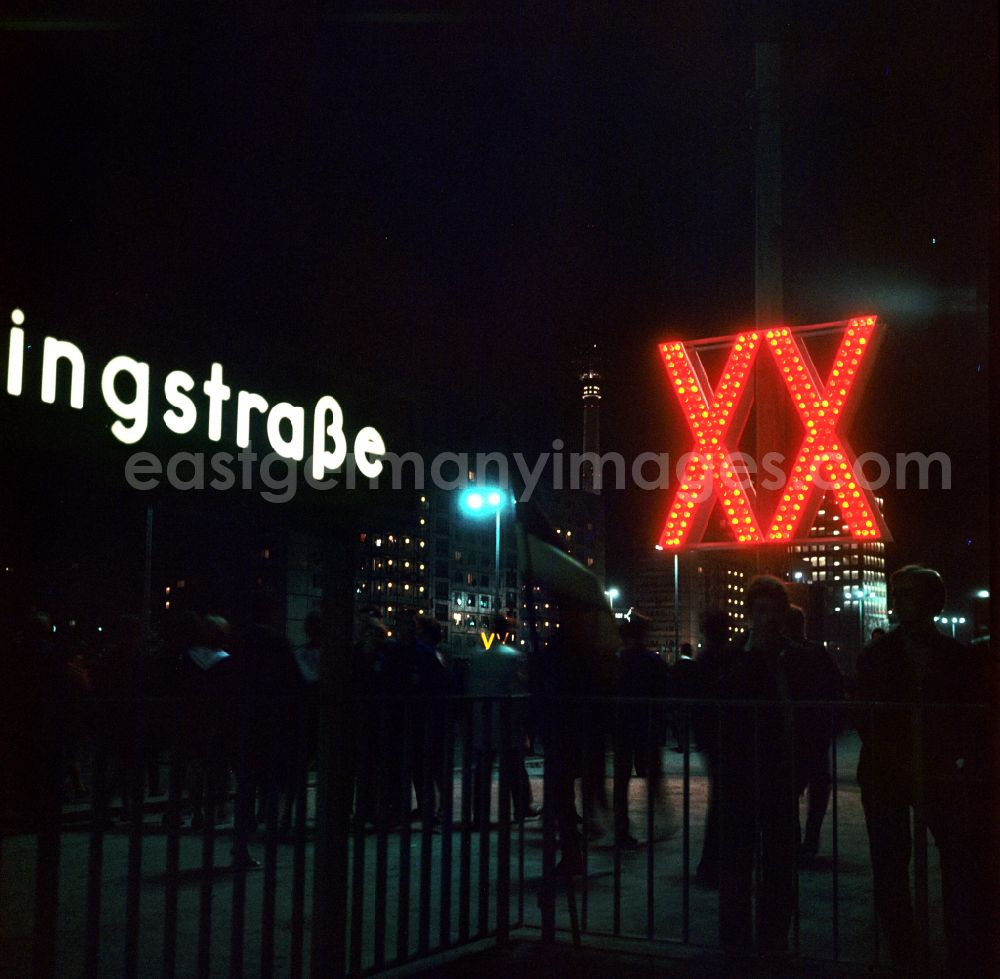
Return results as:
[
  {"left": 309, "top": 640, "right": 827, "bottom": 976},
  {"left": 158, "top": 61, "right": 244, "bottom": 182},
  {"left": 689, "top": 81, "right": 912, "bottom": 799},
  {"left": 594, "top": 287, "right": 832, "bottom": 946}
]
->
[
  {"left": 657, "top": 333, "right": 763, "bottom": 547},
  {"left": 763, "top": 316, "right": 887, "bottom": 541}
]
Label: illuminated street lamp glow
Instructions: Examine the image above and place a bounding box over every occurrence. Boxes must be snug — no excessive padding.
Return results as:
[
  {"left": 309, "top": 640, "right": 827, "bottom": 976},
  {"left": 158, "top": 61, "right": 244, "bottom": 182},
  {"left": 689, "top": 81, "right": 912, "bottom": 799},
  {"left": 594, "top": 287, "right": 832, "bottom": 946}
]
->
[
  {"left": 458, "top": 486, "right": 509, "bottom": 516},
  {"left": 976, "top": 589, "right": 989, "bottom": 599},
  {"left": 11, "top": 308, "right": 25, "bottom": 326}
]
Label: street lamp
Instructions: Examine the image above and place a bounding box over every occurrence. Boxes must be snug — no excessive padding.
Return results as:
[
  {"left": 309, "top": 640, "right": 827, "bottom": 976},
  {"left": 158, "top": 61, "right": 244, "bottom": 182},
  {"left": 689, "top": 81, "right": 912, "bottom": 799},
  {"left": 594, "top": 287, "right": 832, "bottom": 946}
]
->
[
  {"left": 458, "top": 487, "right": 512, "bottom": 618},
  {"left": 605, "top": 587, "right": 620, "bottom": 609}
]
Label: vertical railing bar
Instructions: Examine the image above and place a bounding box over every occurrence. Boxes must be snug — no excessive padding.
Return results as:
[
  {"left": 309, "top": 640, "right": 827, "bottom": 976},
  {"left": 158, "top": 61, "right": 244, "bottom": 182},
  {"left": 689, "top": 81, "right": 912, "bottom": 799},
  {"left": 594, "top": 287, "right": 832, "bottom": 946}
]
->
[
  {"left": 517, "top": 724, "right": 526, "bottom": 928},
  {"left": 30, "top": 702, "right": 62, "bottom": 979},
  {"left": 612, "top": 697, "right": 622, "bottom": 938},
  {"left": 716, "top": 703, "right": 725, "bottom": 928},
  {"left": 438, "top": 700, "right": 455, "bottom": 949},
  {"left": 830, "top": 705, "right": 840, "bottom": 962},
  {"left": 418, "top": 700, "right": 434, "bottom": 956},
  {"left": 539, "top": 694, "right": 556, "bottom": 944},
  {"left": 791, "top": 702, "right": 800, "bottom": 959},
  {"left": 496, "top": 698, "right": 512, "bottom": 946},
  {"left": 682, "top": 704, "right": 690, "bottom": 945},
  {"left": 261, "top": 716, "right": 281, "bottom": 979},
  {"left": 197, "top": 733, "right": 217, "bottom": 979},
  {"left": 477, "top": 698, "right": 492, "bottom": 939},
  {"left": 646, "top": 702, "right": 655, "bottom": 942},
  {"left": 395, "top": 697, "right": 413, "bottom": 963},
  {"left": 348, "top": 700, "right": 369, "bottom": 975},
  {"left": 752, "top": 703, "right": 761, "bottom": 953},
  {"left": 163, "top": 725, "right": 184, "bottom": 979},
  {"left": 372, "top": 699, "right": 389, "bottom": 972},
  {"left": 458, "top": 700, "right": 473, "bottom": 944},
  {"left": 289, "top": 703, "right": 310, "bottom": 979},
  {"left": 123, "top": 715, "right": 145, "bottom": 979},
  {"left": 580, "top": 700, "right": 590, "bottom": 933},
  {"left": 230, "top": 697, "right": 250, "bottom": 979},
  {"left": 912, "top": 703, "right": 929, "bottom": 974},
  {"left": 869, "top": 705, "right": 880, "bottom": 967},
  {"left": 85, "top": 744, "right": 107, "bottom": 979}
]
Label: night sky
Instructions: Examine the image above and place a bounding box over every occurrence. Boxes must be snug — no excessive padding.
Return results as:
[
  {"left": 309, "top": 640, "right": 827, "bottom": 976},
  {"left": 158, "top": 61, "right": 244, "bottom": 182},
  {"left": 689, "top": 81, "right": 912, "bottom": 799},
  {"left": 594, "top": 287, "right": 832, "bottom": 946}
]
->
[{"left": 1, "top": 2, "right": 994, "bottom": 611}]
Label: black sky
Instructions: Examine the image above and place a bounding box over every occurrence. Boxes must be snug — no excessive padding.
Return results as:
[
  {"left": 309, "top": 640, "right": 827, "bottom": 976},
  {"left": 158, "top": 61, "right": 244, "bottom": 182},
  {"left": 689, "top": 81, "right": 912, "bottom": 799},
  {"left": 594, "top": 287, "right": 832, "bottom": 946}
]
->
[{"left": 0, "top": 1, "right": 994, "bottom": 604}]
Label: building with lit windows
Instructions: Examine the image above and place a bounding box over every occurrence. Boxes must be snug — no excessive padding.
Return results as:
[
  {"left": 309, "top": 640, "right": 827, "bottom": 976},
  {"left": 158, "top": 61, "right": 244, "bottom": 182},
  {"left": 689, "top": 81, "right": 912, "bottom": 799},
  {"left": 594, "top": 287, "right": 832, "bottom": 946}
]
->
[
  {"left": 786, "top": 496, "right": 888, "bottom": 676},
  {"left": 352, "top": 375, "right": 609, "bottom": 659}
]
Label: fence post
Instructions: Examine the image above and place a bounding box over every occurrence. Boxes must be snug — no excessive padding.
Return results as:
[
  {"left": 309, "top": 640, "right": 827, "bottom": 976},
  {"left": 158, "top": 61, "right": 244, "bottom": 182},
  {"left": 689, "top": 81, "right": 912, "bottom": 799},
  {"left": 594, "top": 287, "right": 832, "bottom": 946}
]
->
[{"left": 311, "top": 532, "right": 355, "bottom": 979}]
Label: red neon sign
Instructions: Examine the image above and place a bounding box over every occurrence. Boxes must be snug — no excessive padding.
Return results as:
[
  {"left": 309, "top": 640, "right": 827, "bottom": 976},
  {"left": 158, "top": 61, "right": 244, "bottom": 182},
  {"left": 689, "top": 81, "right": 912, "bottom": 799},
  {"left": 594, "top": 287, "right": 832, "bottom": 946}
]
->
[{"left": 657, "top": 316, "right": 888, "bottom": 549}]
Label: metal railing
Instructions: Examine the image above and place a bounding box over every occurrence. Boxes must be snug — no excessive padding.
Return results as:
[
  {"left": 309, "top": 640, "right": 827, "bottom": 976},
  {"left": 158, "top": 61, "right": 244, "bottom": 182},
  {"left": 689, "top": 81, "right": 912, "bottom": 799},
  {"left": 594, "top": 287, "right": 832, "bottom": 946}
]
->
[{"left": 0, "top": 694, "right": 991, "bottom": 977}]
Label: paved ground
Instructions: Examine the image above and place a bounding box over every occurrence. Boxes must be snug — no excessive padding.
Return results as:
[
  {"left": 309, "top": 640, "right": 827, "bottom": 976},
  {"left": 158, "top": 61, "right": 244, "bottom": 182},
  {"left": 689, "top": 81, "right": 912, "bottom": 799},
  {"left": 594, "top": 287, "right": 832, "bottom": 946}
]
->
[{"left": 0, "top": 732, "right": 948, "bottom": 977}]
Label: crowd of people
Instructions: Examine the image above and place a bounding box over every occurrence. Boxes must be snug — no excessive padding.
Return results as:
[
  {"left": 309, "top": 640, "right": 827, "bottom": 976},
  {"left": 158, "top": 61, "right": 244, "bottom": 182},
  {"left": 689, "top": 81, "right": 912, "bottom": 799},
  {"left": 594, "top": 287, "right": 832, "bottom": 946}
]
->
[
  {"left": 1, "top": 594, "right": 321, "bottom": 865},
  {"left": 0, "top": 564, "right": 993, "bottom": 973}
]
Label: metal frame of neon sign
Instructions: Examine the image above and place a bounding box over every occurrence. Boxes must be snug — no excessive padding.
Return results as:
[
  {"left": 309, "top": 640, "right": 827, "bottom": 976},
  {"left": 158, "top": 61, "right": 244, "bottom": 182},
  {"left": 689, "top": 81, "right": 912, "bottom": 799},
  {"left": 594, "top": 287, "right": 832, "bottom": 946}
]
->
[{"left": 656, "top": 316, "right": 890, "bottom": 550}]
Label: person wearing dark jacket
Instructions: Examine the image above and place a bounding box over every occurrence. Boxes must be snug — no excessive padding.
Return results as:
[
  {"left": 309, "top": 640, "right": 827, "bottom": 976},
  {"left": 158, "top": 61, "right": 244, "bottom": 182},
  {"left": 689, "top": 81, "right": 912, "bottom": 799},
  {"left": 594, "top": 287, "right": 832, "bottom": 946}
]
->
[
  {"left": 692, "top": 609, "right": 734, "bottom": 886},
  {"left": 715, "top": 576, "right": 805, "bottom": 955},
  {"left": 613, "top": 610, "right": 673, "bottom": 848},
  {"left": 408, "top": 615, "right": 455, "bottom": 821},
  {"left": 856, "top": 565, "right": 993, "bottom": 977},
  {"left": 231, "top": 592, "right": 299, "bottom": 867},
  {"left": 783, "top": 604, "right": 844, "bottom": 863}
]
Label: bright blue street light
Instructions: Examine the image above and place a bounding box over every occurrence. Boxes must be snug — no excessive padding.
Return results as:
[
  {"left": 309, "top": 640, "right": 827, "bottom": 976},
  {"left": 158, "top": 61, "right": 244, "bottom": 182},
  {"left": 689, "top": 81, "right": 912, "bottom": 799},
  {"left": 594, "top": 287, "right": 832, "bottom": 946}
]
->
[
  {"left": 458, "top": 486, "right": 510, "bottom": 516},
  {"left": 458, "top": 487, "right": 512, "bottom": 616}
]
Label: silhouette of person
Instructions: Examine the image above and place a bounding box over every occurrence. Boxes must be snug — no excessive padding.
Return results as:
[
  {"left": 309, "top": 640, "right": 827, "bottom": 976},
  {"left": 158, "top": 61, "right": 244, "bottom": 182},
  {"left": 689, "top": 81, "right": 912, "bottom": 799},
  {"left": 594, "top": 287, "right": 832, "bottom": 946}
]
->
[
  {"left": 613, "top": 610, "right": 672, "bottom": 848},
  {"left": 856, "top": 565, "right": 993, "bottom": 976},
  {"left": 541, "top": 601, "right": 616, "bottom": 876},
  {"left": 281, "top": 609, "right": 323, "bottom": 834},
  {"left": 782, "top": 604, "right": 844, "bottom": 864},
  {"left": 349, "top": 609, "right": 395, "bottom": 826},
  {"left": 231, "top": 591, "right": 298, "bottom": 866},
  {"left": 466, "top": 614, "right": 533, "bottom": 827},
  {"left": 715, "top": 576, "right": 800, "bottom": 954},
  {"left": 91, "top": 614, "right": 145, "bottom": 824},
  {"left": 181, "top": 612, "right": 236, "bottom": 832},
  {"left": 407, "top": 615, "right": 455, "bottom": 821}
]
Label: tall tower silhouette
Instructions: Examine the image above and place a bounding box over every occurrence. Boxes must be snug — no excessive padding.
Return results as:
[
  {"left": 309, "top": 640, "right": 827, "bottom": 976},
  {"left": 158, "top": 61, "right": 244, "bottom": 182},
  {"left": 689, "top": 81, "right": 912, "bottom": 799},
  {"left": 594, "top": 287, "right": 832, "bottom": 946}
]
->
[{"left": 578, "top": 344, "right": 602, "bottom": 492}]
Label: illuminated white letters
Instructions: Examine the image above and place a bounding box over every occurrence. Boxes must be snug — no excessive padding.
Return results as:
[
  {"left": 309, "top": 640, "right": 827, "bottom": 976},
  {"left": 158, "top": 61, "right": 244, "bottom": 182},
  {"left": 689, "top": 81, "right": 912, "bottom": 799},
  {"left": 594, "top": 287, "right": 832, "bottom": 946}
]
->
[
  {"left": 7, "top": 327, "right": 24, "bottom": 396},
  {"left": 354, "top": 425, "right": 386, "bottom": 478},
  {"left": 163, "top": 370, "right": 197, "bottom": 434},
  {"left": 267, "top": 402, "right": 305, "bottom": 461},
  {"left": 312, "top": 395, "right": 347, "bottom": 480},
  {"left": 202, "top": 362, "right": 231, "bottom": 442},
  {"left": 236, "top": 390, "right": 269, "bottom": 448},
  {"left": 3, "top": 315, "right": 387, "bottom": 472},
  {"left": 41, "top": 337, "right": 86, "bottom": 408},
  {"left": 101, "top": 355, "right": 150, "bottom": 445}
]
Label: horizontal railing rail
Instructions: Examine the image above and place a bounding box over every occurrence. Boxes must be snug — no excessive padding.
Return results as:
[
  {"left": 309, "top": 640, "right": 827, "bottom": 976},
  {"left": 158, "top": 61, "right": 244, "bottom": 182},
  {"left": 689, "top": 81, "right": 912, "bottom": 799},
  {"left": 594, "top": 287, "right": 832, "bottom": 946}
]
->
[{"left": 1, "top": 693, "right": 990, "bottom": 977}]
